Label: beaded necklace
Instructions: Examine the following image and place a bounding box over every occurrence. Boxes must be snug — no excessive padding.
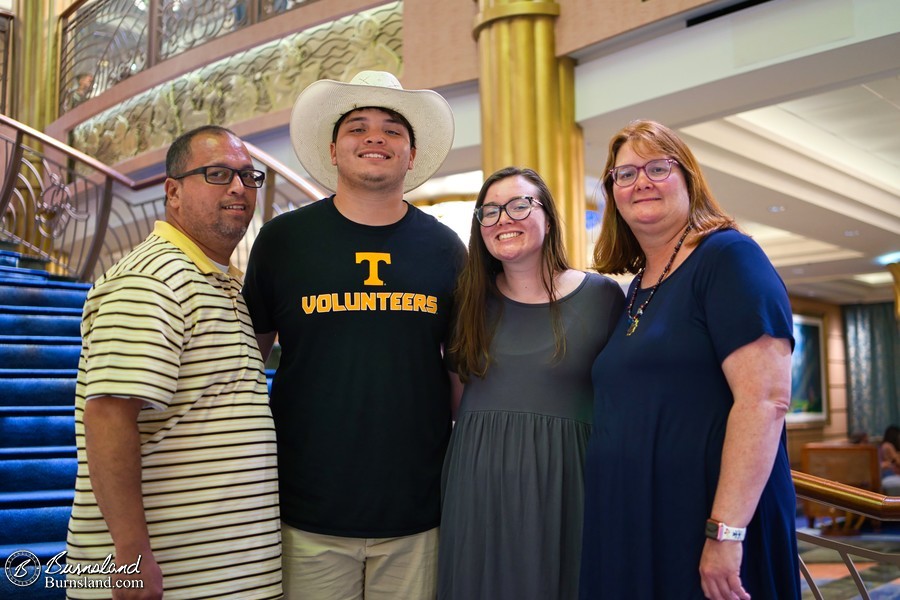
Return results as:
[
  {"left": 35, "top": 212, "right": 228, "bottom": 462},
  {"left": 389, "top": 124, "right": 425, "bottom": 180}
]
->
[{"left": 625, "top": 224, "right": 691, "bottom": 336}]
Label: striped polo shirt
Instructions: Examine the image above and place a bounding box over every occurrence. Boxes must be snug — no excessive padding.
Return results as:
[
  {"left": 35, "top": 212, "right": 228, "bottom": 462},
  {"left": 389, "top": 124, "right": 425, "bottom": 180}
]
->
[{"left": 65, "top": 221, "right": 281, "bottom": 599}]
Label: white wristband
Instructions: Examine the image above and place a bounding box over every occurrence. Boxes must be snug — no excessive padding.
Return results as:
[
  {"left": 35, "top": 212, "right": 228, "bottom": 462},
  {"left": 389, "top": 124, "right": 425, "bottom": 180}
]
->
[{"left": 705, "top": 519, "right": 746, "bottom": 542}]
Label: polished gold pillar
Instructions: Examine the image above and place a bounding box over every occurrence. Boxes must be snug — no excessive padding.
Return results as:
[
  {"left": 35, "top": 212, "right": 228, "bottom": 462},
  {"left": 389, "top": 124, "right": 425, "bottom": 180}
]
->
[
  {"left": 887, "top": 263, "right": 900, "bottom": 320},
  {"left": 14, "top": 0, "right": 59, "bottom": 129},
  {"left": 473, "top": 0, "right": 586, "bottom": 267}
]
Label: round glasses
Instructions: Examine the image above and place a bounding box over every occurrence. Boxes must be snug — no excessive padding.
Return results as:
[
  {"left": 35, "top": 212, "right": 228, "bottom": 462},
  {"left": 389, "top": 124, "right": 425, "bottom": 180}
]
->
[
  {"left": 608, "top": 159, "right": 678, "bottom": 187},
  {"left": 172, "top": 165, "right": 266, "bottom": 188},
  {"left": 475, "top": 196, "right": 543, "bottom": 227}
]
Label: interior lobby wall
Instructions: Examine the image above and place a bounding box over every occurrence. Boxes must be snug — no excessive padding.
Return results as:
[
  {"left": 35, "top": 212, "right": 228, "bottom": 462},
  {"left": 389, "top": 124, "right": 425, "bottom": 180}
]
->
[{"left": 786, "top": 296, "right": 848, "bottom": 467}]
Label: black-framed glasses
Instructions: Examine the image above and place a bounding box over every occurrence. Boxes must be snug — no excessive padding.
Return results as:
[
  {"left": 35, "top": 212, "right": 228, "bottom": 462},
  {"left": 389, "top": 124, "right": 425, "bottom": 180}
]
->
[
  {"left": 608, "top": 159, "right": 678, "bottom": 187},
  {"left": 172, "top": 166, "right": 266, "bottom": 188},
  {"left": 475, "top": 196, "right": 543, "bottom": 227}
]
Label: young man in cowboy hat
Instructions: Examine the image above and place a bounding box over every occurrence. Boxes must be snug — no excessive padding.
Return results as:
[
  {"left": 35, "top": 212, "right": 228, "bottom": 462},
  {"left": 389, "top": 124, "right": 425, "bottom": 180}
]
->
[{"left": 243, "top": 71, "right": 466, "bottom": 599}]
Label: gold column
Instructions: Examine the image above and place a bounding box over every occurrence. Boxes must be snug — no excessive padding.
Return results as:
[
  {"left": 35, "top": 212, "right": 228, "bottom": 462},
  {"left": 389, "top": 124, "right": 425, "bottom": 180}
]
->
[
  {"left": 473, "top": 0, "right": 586, "bottom": 268},
  {"left": 14, "top": 0, "right": 59, "bottom": 129},
  {"left": 887, "top": 263, "right": 900, "bottom": 320}
]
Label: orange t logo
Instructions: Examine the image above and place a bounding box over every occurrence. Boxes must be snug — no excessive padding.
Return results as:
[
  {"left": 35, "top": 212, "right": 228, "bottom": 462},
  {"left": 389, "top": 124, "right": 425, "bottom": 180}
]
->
[{"left": 356, "top": 252, "right": 391, "bottom": 286}]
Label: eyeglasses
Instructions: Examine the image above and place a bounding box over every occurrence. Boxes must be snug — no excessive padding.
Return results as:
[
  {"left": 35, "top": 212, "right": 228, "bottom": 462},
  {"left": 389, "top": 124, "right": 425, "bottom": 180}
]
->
[
  {"left": 608, "top": 159, "right": 678, "bottom": 187},
  {"left": 475, "top": 196, "right": 543, "bottom": 227},
  {"left": 172, "top": 166, "right": 266, "bottom": 188}
]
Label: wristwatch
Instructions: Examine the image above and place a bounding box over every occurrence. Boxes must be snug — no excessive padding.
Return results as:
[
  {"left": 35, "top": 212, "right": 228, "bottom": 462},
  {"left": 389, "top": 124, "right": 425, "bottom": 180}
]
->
[{"left": 705, "top": 519, "right": 746, "bottom": 542}]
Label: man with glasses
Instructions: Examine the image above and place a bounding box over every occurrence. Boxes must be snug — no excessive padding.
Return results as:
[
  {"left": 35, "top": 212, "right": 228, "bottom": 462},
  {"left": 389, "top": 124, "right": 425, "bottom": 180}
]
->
[
  {"left": 243, "top": 71, "right": 466, "bottom": 599},
  {"left": 66, "top": 125, "right": 282, "bottom": 599}
]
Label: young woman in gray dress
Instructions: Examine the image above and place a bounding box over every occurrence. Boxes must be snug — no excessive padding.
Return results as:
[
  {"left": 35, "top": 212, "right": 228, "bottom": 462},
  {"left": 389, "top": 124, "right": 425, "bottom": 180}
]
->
[{"left": 438, "top": 167, "right": 625, "bottom": 600}]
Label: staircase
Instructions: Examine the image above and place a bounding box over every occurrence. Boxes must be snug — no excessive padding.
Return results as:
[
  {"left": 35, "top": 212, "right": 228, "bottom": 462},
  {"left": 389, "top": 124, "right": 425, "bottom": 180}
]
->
[
  {"left": 0, "top": 249, "right": 85, "bottom": 598},
  {"left": 0, "top": 247, "right": 279, "bottom": 597}
]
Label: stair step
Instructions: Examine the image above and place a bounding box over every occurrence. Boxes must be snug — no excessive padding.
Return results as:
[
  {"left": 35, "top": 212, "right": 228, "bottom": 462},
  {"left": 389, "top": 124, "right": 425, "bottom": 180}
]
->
[
  {"left": 0, "top": 251, "right": 18, "bottom": 267},
  {"left": 0, "top": 406, "right": 75, "bottom": 417},
  {"left": 0, "top": 415, "right": 75, "bottom": 448},
  {"left": 0, "top": 446, "right": 76, "bottom": 459},
  {"left": 0, "top": 489, "right": 75, "bottom": 509},
  {"left": 0, "top": 458, "right": 77, "bottom": 493},
  {"left": 0, "top": 540, "right": 67, "bottom": 563},
  {"left": 0, "top": 313, "right": 82, "bottom": 337},
  {"left": 0, "top": 505, "right": 72, "bottom": 545},
  {"left": 0, "top": 335, "right": 82, "bottom": 344},
  {"left": 0, "top": 264, "right": 50, "bottom": 282},
  {"left": 0, "top": 377, "right": 76, "bottom": 407},
  {"left": 0, "top": 369, "right": 78, "bottom": 378},
  {"left": 0, "top": 565, "right": 67, "bottom": 599},
  {"left": 0, "top": 540, "right": 68, "bottom": 600},
  {"left": 0, "top": 304, "right": 83, "bottom": 317},
  {"left": 0, "top": 341, "right": 81, "bottom": 370},
  {"left": 0, "top": 280, "right": 90, "bottom": 309}
]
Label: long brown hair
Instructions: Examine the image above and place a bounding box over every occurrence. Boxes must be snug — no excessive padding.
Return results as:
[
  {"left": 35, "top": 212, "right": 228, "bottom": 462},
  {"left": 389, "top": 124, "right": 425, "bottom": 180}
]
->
[
  {"left": 592, "top": 120, "right": 736, "bottom": 275},
  {"left": 451, "top": 167, "right": 571, "bottom": 382}
]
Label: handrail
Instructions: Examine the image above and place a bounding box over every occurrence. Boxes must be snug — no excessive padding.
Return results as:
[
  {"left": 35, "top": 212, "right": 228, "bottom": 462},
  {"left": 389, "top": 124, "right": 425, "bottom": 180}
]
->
[
  {"left": 792, "top": 469, "right": 900, "bottom": 599},
  {"left": 1, "top": 112, "right": 324, "bottom": 281},
  {"left": 792, "top": 469, "right": 900, "bottom": 521},
  {"left": 244, "top": 141, "right": 324, "bottom": 201},
  {"left": 0, "top": 114, "right": 324, "bottom": 196},
  {"left": 0, "top": 113, "right": 138, "bottom": 187},
  {"left": 0, "top": 112, "right": 323, "bottom": 194}
]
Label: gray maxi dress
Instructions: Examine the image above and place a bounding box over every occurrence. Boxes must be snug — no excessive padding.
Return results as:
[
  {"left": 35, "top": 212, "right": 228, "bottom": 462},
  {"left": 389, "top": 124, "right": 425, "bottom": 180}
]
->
[{"left": 438, "top": 272, "right": 624, "bottom": 600}]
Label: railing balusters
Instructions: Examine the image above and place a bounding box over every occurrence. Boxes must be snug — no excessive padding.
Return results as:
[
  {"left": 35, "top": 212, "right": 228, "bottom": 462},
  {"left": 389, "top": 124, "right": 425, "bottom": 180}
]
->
[
  {"left": 0, "top": 113, "right": 323, "bottom": 281},
  {"left": 79, "top": 176, "right": 113, "bottom": 281}
]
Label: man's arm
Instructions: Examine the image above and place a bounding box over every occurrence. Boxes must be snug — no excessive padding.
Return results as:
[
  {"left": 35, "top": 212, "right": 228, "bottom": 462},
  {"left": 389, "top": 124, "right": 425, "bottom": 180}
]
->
[
  {"left": 83, "top": 396, "right": 163, "bottom": 599},
  {"left": 255, "top": 331, "right": 277, "bottom": 363}
]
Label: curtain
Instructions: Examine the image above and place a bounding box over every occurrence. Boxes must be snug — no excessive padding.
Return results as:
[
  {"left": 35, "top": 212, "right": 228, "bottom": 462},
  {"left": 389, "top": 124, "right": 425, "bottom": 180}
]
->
[{"left": 843, "top": 302, "right": 900, "bottom": 438}]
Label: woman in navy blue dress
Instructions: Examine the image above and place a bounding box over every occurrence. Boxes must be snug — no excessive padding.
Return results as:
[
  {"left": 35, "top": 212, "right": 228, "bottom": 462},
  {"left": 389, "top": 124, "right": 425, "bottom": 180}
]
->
[{"left": 580, "top": 120, "right": 800, "bottom": 599}]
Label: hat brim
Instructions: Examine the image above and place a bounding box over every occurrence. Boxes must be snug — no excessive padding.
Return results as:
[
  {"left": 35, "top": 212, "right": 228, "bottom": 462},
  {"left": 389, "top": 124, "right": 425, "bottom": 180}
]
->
[{"left": 289, "top": 79, "right": 455, "bottom": 193}]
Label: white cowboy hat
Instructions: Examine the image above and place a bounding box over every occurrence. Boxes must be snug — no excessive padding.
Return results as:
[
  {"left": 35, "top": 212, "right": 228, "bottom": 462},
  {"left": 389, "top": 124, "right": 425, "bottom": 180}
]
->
[{"left": 289, "top": 70, "right": 455, "bottom": 193}]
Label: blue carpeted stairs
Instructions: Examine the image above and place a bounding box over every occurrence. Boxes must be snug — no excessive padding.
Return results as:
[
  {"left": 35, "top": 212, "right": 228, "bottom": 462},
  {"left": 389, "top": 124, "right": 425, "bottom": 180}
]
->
[
  {"left": 0, "top": 250, "right": 86, "bottom": 598},
  {"left": 0, "top": 248, "right": 278, "bottom": 597}
]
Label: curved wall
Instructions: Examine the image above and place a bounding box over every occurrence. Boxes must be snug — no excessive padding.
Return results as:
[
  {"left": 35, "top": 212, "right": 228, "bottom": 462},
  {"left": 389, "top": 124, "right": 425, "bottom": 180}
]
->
[{"left": 47, "top": 0, "right": 716, "bottom": 176}]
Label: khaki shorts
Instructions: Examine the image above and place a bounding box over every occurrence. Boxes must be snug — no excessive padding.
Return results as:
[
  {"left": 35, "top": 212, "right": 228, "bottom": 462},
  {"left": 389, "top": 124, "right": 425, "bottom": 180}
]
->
[{"left": 281, "top": 522, "right": 439, "bottom": 600}]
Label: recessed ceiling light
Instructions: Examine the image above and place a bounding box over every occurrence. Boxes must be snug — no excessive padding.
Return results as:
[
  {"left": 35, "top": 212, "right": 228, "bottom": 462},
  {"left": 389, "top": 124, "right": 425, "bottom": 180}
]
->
[
  {"left": 855, "top": 272, "right": 894, "bottom": 285},
  {"left": 767, "top": 205, "right": 785, "bottom": 213},
  {"left": 877, "top": 251, "right": 900, "bottom": 265}
]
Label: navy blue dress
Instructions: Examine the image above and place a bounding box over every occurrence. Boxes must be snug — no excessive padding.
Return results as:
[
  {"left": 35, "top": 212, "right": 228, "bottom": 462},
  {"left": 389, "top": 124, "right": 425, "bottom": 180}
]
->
[{"left": 579, "top": 229, "right": 801, "bottom": 599}]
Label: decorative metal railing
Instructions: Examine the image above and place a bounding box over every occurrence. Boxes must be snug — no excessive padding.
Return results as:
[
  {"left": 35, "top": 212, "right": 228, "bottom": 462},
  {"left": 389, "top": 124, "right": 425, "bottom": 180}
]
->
[
  {"left": 793, "top": 470, "right": 900, "bottom": 599},
  {"left": 0, "top": 113, "right": 323, "bottom": 281},
  {"left": 58, "top": 0, "right": 315, "bottom": 113}
]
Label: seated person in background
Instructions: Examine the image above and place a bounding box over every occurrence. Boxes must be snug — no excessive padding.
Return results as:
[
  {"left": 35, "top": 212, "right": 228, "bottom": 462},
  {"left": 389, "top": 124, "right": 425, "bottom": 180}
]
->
[{"left": 880, "top": 425, "right": 900, "bottom": 495}]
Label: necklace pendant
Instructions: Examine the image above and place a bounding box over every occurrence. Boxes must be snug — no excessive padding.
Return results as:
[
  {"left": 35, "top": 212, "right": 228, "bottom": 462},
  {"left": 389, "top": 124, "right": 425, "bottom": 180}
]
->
[{"left": 626, "top": 316, "right": 639, "bottom": 336}]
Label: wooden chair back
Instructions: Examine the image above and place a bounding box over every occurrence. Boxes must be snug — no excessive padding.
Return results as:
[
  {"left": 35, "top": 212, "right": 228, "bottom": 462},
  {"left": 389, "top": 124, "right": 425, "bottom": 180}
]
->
[{"left": 799, "top": 442, "right": 881, "bottom": 529}]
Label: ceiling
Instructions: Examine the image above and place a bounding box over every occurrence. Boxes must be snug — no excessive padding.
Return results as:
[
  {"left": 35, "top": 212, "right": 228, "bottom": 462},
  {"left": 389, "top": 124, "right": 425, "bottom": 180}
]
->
[
  {"left": 570, "top": 0, "right": 900, "bottom": 306},
  {"left": 675, "top": 81, "right": 900, "bottom": 305},
  {"left": 255, "top": 0, "right": 900, "bottom": 306}
]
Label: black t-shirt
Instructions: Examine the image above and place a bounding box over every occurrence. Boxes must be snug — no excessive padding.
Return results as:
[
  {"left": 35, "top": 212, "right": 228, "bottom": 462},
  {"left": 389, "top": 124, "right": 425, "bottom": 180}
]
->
[{"left": 243, "top": 197, "right": 466, "bottom": 537}]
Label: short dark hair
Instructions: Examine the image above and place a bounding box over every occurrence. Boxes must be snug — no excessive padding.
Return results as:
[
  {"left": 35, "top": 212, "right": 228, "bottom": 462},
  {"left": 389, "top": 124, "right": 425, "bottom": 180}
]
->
[
  {"left": 166, "top": 125, "right": 239, "bottom": 178},
  {"left": 330, "top": 106, "right": 416, "bottom": 149}
]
